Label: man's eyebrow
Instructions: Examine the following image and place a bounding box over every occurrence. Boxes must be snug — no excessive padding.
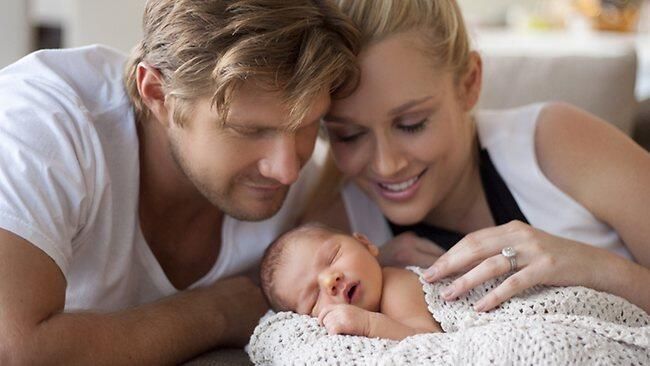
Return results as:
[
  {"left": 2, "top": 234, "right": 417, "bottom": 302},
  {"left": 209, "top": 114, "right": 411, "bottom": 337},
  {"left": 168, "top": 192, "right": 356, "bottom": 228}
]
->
[
  {"left": 388, "top": 96, "right": 433, "bottom": 116},
  {"left": 322, "top": 114, "right": 354, "bottom": 124}
]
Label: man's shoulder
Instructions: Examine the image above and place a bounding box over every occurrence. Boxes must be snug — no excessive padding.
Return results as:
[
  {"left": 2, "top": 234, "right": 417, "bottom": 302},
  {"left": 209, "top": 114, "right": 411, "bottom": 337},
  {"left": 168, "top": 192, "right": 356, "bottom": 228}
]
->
[
  {"left": 0, "top": 45, "right": 126, "bottom": 82},
  {"left": 0, "top": 45, "right": 130, "bottom": 116}
]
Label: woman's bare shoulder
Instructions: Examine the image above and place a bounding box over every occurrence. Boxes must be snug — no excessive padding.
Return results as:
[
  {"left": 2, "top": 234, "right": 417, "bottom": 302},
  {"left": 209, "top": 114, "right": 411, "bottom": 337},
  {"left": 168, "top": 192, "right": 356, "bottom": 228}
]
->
[{"left": 535, "top": 102, "right": 650, "bottom": 262}]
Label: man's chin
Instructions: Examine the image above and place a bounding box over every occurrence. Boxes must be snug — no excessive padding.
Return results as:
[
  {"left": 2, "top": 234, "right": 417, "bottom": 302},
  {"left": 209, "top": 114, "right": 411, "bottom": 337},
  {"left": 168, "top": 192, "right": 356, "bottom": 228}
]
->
[
  {"left": 218, "top": 191, "right": 288, "bottom": 222},
  {"left": 227, "top": 205, "right": 282, "bottom": 222}
]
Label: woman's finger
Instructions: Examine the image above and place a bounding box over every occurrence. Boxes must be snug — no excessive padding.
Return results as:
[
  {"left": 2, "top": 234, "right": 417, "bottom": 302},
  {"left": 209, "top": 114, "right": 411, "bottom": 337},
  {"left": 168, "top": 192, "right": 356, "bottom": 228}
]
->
[
  {"left": 439, "top": 253, "right": 514, "bottom": 300},
  {"left": 424, "top": 221, "right": 524, "bottom": 281},
  {"left": 473, "top": 270, "right": 536, "bottom": 312}
]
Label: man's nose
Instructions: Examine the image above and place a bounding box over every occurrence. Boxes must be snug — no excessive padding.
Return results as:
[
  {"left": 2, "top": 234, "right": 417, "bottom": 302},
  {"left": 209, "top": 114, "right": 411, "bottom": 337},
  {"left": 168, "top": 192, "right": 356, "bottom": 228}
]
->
[
  {"left": 257, "top": 133, "right": 300, "bottom": 185},
  {"left": 318, "top": 270, "right": 344, "bottom": 297}
]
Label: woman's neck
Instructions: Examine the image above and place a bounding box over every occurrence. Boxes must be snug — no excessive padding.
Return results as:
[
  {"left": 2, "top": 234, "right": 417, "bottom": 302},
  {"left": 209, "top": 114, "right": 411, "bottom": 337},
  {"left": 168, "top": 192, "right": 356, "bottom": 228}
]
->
[{"left": 423, "top": 122, "right": 494, "bottom": 234}]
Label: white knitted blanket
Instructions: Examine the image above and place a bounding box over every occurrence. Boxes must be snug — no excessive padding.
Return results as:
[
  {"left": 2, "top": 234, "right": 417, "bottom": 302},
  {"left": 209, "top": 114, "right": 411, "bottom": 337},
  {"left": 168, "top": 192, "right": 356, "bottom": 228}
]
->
[{"left": 248, "top": 267, "right": 650, "bottom": 365}]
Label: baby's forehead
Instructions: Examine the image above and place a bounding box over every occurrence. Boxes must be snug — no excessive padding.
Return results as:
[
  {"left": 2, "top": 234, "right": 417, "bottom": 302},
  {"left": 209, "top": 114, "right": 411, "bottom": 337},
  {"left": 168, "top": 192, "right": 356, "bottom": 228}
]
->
[{"left": 287, "top": 227, "right": 336, "bottom": 250}]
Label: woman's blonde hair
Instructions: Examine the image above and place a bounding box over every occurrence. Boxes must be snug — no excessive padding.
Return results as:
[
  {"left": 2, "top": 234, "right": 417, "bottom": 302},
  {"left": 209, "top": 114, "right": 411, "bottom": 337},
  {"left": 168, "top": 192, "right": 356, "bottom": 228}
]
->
[
  {"left": 304, "top": 0, "right": 472, "bottom": 218},
  {"left": 124, "top": 0, "right": 360, "bottom": 127},
  {"left": 336, "top": 0, "right": 471, "bottom": 80}
]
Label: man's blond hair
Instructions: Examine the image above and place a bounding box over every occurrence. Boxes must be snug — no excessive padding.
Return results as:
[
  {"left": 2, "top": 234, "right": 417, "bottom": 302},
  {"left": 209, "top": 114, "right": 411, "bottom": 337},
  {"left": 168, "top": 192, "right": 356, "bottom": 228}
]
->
[{"left": 124, "top": 0, "right": 360, "bottom": 127}]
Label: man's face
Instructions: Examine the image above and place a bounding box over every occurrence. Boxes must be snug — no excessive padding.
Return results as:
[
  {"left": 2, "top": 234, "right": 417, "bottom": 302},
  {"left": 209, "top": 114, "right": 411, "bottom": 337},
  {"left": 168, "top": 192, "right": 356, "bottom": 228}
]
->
[{"left": 167, "top": 82, "right": 329, "bottom": 221}]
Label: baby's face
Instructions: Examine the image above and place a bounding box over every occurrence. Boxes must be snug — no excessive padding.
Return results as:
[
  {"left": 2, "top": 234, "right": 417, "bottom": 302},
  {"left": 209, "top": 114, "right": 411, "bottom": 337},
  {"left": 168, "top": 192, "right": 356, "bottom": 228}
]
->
[{"left": 274, "top": 232, "right": 383, "bottom": 316}]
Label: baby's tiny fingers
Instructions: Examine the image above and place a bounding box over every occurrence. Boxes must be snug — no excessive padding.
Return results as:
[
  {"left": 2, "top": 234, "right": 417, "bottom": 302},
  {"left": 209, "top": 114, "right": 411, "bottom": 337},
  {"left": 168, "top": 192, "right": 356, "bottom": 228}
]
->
[{"left": 317, "top": 305, "right": 334, "bottom": 325}]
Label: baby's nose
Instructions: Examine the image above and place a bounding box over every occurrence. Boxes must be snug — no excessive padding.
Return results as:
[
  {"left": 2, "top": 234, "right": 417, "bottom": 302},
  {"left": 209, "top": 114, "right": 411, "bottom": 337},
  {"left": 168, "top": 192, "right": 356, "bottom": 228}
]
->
[{"left": 319, "top": 271, "right": 344, "bottom": 296}]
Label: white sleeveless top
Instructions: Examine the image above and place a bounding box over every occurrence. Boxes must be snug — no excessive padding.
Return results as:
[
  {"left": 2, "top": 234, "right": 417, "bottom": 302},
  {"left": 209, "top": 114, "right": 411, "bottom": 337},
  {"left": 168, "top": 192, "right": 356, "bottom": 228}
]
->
[{"left": 342, "top": 103, "right": 631, "bottom": 259}]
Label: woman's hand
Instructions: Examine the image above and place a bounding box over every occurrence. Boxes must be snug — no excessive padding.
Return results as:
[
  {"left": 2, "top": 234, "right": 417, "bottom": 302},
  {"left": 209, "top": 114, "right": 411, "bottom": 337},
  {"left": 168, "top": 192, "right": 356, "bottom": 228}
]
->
[
  {"left": 379, "top": 232, "right": 446, "bottom": 268},
  {"left": 423, "top": 220, "right": 610, "bottom": 312}
]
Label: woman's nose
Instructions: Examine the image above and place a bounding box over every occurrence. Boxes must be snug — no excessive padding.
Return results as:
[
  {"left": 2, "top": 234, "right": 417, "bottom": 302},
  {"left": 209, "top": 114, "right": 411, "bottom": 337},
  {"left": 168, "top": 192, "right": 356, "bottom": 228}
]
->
[
  {"left": 372, "top": 135, "right": 408, "bottom": 177},
  {"left": 318, "top": 271, "right": 343, "bottom": 296}
]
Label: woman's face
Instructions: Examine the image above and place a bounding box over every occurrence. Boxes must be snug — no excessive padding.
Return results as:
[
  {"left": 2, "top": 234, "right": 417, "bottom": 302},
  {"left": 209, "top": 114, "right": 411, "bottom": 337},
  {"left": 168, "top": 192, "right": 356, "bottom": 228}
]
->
[{"left": 325, "top": 32, "right": 481, "bottom": 225}]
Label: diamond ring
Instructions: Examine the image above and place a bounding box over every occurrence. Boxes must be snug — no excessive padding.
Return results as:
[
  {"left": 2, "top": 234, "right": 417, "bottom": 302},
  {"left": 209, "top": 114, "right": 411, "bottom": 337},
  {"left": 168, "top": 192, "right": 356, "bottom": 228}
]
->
[{"left": 501, "top": 247, "right": 517, "bottom": 272}]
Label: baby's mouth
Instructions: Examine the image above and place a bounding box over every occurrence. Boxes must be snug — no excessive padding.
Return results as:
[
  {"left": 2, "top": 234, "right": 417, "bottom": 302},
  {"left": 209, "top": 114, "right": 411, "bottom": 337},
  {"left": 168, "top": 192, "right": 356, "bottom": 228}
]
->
[{"left": 346, "top": 283, "right": 358, "bottom": 304}]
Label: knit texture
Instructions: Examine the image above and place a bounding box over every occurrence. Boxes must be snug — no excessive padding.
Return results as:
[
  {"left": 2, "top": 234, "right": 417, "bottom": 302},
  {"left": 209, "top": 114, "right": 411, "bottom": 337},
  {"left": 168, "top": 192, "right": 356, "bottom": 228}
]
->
[{"left": 248, "top": 267, "right": 649, "bottom": 365}]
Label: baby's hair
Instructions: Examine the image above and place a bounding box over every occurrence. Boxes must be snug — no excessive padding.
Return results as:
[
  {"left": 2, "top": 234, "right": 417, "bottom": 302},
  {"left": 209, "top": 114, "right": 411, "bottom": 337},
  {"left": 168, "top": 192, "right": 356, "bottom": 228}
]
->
[{"left": 260, "top": 222, "right": 343, "bottom": 311}]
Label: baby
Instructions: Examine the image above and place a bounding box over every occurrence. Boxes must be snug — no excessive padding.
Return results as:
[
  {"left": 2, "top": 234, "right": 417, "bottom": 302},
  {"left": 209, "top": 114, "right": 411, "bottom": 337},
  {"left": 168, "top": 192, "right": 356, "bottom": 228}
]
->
[{"left": 260, "top": 223, "right": 442, "bottom": 340}]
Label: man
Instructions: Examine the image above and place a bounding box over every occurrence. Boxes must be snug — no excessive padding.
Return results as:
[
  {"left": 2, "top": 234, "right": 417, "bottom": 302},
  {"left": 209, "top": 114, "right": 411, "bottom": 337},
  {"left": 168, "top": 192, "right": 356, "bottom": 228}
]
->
[{"left": 0, "top": 0, "right": 359, "bottom": 363}]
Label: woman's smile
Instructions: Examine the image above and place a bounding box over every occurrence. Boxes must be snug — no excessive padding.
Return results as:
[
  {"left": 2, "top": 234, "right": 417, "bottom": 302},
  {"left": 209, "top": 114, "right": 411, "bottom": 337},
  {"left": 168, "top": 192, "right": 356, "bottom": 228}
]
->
[{"left": 374, "top": 168, "right": 428, "bottom": 202}]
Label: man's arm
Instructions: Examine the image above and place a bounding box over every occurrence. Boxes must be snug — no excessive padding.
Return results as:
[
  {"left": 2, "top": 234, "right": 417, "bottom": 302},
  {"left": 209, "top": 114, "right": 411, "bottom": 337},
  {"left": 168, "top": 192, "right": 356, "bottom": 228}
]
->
[{"left": 0, "top": 229, "right": 268, "bottom": 365}]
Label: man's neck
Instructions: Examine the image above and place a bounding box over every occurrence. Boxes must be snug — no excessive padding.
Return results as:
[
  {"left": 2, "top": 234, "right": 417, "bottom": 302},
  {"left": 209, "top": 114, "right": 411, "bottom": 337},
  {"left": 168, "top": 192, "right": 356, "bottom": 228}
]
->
[{"left": 136, "top": 117, "right": 224, "bottom": 289}]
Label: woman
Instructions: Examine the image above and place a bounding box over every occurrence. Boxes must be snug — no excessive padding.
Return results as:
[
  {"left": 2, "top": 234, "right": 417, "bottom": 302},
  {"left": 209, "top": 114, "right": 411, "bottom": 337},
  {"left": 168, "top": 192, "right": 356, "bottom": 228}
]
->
[{"left": 306, "top": 0, "right": 650, "bottom": 313}]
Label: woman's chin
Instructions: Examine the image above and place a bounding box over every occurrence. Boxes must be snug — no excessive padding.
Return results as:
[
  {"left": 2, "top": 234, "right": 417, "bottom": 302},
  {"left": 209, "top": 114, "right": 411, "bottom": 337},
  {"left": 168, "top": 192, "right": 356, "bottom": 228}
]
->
[{"left": 380, "top": 204, "right": 428, "bottom": 226}]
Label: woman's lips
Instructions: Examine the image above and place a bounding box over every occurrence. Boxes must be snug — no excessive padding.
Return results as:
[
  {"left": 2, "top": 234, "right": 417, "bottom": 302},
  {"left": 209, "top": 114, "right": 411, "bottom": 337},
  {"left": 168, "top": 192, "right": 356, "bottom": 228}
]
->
[{"left": 374, "top": 169, "right": 427, "bottom": 202}]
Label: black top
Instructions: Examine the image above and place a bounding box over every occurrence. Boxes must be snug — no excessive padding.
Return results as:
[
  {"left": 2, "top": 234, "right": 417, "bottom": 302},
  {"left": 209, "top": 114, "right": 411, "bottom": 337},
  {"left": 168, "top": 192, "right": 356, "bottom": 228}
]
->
[{"left": 389, "top": 148, "right": 528, "bottom": 250}]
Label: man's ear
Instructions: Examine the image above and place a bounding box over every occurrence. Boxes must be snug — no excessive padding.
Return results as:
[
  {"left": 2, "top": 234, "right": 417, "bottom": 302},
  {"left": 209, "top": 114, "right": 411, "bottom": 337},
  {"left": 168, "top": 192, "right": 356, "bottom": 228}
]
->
[
  {"left": 459, "top": 51, "right": 482, "bottom": 111},
  {"left": 352, "top": 232, "right": 379, "bottom": 257},
  {"left": 136, "top": 62, "right": 170, "bottom": 126}
]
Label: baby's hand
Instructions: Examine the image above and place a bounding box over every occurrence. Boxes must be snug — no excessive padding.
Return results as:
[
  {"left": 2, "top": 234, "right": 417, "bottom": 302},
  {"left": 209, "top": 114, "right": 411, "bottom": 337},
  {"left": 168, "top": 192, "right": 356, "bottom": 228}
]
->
[{"left": 317, "top": 304, "right": 371, "bottom": 337}]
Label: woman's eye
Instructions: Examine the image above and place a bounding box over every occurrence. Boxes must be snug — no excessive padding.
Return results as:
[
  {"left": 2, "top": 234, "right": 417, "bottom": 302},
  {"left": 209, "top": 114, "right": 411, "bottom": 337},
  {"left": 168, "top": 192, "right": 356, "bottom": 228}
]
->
[{"left": 398, "top": 118, "right": 428, "bottom": 133}]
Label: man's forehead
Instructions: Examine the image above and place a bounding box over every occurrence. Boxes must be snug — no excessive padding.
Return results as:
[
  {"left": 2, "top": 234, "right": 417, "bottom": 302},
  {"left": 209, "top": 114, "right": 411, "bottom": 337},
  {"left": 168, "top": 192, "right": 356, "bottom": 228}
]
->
[{"left": 225, "top": 81, "right": 330, "bottom": 126}]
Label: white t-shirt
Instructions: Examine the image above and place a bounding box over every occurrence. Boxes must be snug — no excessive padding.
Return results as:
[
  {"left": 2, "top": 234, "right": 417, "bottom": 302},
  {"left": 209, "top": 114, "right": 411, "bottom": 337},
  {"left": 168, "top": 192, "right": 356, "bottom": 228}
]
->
[
  {"left": 0, "top": 45, "right": 319, "bottom": 311},
  {"left": 342, "top": 103, "right": 631, "bottom": 259}
]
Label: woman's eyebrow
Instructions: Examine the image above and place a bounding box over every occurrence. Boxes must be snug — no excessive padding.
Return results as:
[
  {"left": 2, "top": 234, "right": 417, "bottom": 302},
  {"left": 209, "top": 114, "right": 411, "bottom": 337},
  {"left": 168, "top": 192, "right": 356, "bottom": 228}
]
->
[
  {"left": 388, "top": 96, "right": 433, "bottom": 116},
  {"left": 324, "top": 96, "right": 433, "bottom": 124}
]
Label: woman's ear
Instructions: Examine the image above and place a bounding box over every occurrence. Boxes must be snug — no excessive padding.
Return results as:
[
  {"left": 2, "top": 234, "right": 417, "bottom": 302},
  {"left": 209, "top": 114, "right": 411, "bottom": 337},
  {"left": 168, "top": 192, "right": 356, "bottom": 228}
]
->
[
  {"left": 353, "top": 232, "right": 379, "bottom": 257},
  {"left": 136, "top": 62, "right": 170, "bottom": 126},
  {"left": 459, "top": 51, "right": 482, "bottom": 111}
]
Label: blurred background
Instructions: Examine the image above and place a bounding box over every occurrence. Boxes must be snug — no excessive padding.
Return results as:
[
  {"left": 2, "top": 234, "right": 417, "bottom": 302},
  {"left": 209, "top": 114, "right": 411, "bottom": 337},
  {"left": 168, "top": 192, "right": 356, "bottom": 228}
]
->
[{"left": 0, "top": 0, "right": 649, "bottom": 145}]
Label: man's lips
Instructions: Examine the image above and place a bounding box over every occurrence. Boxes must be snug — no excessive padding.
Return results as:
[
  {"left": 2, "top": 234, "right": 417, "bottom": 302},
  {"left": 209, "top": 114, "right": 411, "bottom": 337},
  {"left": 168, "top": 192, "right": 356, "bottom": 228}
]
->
[
  {"left": 243, "top": 180, "right": 285, "bottom": 191},
  {"left": 246, "top": 184, "right": 284, "bottom": 190}
]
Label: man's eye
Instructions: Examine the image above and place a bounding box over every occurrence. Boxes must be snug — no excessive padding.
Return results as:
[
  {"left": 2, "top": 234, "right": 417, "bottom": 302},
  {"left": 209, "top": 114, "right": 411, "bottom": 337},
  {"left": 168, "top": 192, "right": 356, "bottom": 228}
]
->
[{"left": 227, "top": 124, "right": 269, "bottom": 137}]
